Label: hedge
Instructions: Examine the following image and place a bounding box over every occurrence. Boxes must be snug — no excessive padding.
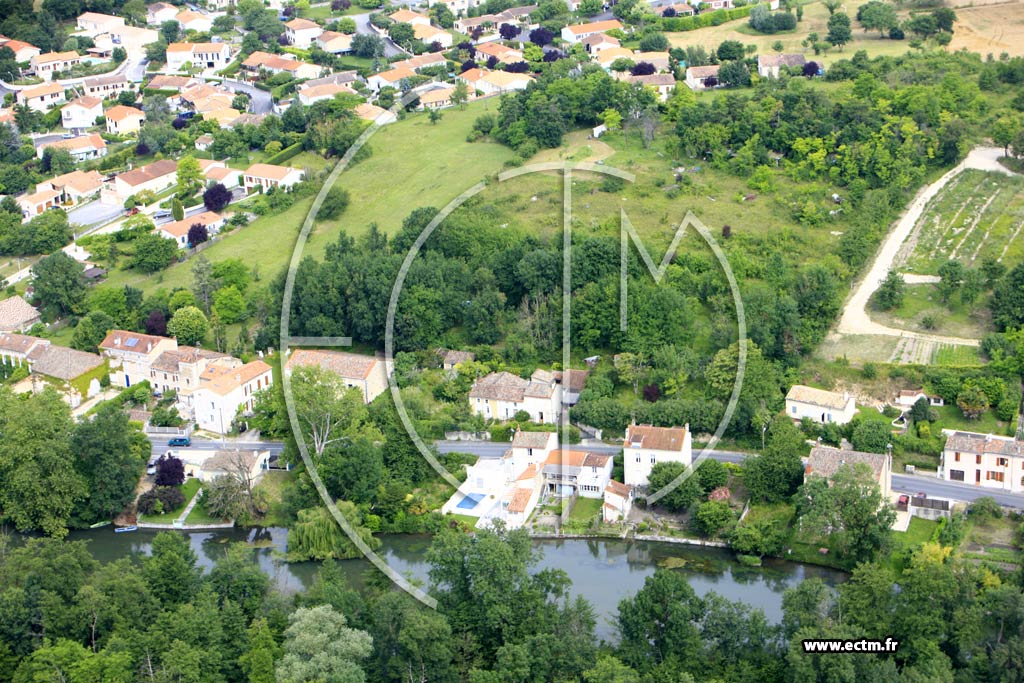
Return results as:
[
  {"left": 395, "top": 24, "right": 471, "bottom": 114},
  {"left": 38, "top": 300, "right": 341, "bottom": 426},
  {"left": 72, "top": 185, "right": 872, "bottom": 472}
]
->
[
  {"left": 266, "top": 142, "right": 304, "bottom": 165},
  {"left": 659, "top": 4, "right": 754, "bottom": 32}
]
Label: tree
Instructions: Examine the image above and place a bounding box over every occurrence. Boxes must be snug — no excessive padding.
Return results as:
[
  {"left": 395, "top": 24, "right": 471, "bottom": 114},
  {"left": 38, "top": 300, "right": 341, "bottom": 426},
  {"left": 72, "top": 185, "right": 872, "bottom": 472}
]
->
[
  {"left": 143, "top": 531, "right": 201, "bottom": 605},
  {"left": 155, "top": 454, "right": 185, "bottom": 486},
  {"left": 187, "top": 223, "right": 209, "bottom": 247},
  {"left": 388, "top": 22, "right": 415, "bottom": 47},
  {"left": 130, "top": 234, "right": 178, "bottom": 273},
  {"left": 992, "top": 263, "right": 1024, "bottom": 330},
  {"left": 276, "top": 606, "right": 372, "bottom": 683},
  {"left": 0, "top": 388, "right": 84, "bottom": 537},
  {"left": 859, "top": 1, "right": 898, "bottom": 35},
  {"left": 171, "top": 197, "right": 185, "bottom": 221},
  {"left": 743, "top": 415, "right": 806, "bottom": 502},
  {"left": 630, "top": 61, "right": 656, "bottom": 76},
  {"left": 176, "top": 155, "right": 203, "bottom": 198},
  {"left": 646, "top": 461, "right": 701, "bottom": 511},
  {"left": 203, "top": 183, "right": 232, "bottom": 212},
  {"left": 960, "top": 269, "right": 985, "bottom": 307},
  {"left": 826, "top": 12, "right": 852, "bottom": 48},
  {"left": 936, "top": 259, "right": 964, "bottom": 304},
  {"left": 716, "top": 39, "right": 744, "bottom": 61},
  {"left": 618, "top": 569, "right": 702, "bottom": 671},
  {"left": 351, "top": 33, "right": 385, "bottom": 58},
  {"left": 287, "top": 504, "right": 381, "bottom": 561},
  {"left": 851, "top": 419, "right": 891, "bottom": 453},
  {"left": 319, "top": 186, "right": 350, "bottom": 220},
  {"left": 192, "top": 254, "right": 215, "bottom": 314},
  {"left": 957, "top": 382, "right": 990, "bottom": 420},
  {"left": 452, "top": 80, "right": 469, "bottom": 110},
  {"left": 240, "top": 618, "right": 281, "bottom": 683},
  {"left": 822, "top": 0, "right": 841, "bottom": 14},
  {"left": 146, "top": 309, "right": 167, "bottom": 335},
  {"left": 530, "top": 26, "right": 554, "bottom": 45},
  {"left": 600, "top": 107, "right": 622, "bottom": 133},
  {"left": 32, "top": 251, "right": 87, "bottom": 317},
  {"left": 639, "top": 32, "right": 669, "bottom": 52},
  {"left": 718, "top": 60, "right": 751, "bottom": 87},
  {"left": 289, "top": 364, "right": 370, "bottom": 458},
  {"left": 71, "top": 402, "right": 146, "bottom": 524},
  {"left": 795, "top": 463, "right": 896, "bottom": 562},
  {"left": 905, "top": 12, "right": 939, "bottom": 38},
  {"left": 71, "top": 310, "right": 115, "bottom": 353},
  {"left": 213, "top": 285, "right": 246, "bottom": 323},
  {"left": 694, "top": 500, "right": 735, "bottom": 536},
  {"left": 167, "top": 305, "right": 209, "bottom": 345},
  {"left": 874, "top": 271, "right": 905, "bottom": 310},
  {"left": 499, "top": 22, "right": 518, "bottom": 40}
]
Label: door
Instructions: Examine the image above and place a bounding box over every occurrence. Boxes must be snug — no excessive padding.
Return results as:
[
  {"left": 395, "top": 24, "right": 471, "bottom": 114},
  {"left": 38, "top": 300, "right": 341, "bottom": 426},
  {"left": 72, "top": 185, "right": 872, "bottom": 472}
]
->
[{"left": 976, "top": 470, "right": 981, "bottom": 485}]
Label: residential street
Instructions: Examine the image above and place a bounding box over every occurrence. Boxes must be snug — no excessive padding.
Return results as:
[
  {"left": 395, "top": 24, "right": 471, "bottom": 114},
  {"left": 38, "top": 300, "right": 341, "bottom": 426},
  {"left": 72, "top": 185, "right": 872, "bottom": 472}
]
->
[
  {"left": 220, "top": 78, "right": 274, "bottom": 114},
  {"left": 434, "top": 439, "right": 1024, "bottom": 507},
  {"left": 148, "top": 435, "right": 287, "bottom": 458}
]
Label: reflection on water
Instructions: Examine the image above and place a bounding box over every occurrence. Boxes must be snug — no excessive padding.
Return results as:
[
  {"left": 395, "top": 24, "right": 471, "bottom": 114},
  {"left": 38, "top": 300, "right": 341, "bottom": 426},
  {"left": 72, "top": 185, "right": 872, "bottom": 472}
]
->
[{"left": 62, "top": 527, "right": 846, "bottom": 641}]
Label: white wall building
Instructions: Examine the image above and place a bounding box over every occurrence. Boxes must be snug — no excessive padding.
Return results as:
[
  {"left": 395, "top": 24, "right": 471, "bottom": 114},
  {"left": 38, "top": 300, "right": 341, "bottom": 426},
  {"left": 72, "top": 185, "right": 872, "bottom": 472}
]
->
[
  {"left": 785, "top": 385, "right": 857, "bottom": 425},
  {"left": 623, "top": 423, "right": 692, "bottom": 487},
  {"left": 940, "top": 431, "right": 1024, "bottom": 492}
]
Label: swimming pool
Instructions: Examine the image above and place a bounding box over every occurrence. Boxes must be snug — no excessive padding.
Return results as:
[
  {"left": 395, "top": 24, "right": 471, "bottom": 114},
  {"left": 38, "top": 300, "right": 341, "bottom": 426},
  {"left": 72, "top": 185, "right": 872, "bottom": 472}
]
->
[{"left": 456, "top": 493, "right": 486, "bottom": 510}]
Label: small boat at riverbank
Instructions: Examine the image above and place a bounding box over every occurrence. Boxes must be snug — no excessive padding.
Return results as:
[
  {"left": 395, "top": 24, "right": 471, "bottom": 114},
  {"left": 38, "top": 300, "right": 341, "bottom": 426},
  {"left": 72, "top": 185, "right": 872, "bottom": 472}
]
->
[
  {"left": 89, "top": 521, "right": 111, "bottom": 529},
  {"left": 114, "top": 526, "right": 138, "bottom": 533}
]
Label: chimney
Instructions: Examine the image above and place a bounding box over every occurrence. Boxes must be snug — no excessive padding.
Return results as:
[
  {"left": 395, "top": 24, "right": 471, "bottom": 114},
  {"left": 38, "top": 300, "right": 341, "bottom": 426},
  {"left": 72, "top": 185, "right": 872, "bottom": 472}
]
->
[{"left": 114, "top": 337, "right": 121, "bottom": 347}]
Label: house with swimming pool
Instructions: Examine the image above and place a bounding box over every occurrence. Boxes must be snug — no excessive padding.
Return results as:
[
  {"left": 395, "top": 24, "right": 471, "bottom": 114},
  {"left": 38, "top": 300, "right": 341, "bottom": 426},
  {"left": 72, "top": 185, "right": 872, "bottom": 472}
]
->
[{"left": 442, "top": 430, "right": 625, "bottom": 528}]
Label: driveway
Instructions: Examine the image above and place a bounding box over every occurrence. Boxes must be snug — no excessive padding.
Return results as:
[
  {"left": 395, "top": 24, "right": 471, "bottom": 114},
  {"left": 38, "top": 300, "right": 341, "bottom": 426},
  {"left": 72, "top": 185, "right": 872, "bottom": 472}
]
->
[
  {"left": 220, "top": 78, "right": 273, "bottom": 114},
  {"left": 67, "top": 200, "right": 124, "bottom": 228},
  {"left": 834, "top": 146, "right": 1016, "bottom": 347},
  {"left": 352, "top": 12, "right": 406, "bottom": 58}
]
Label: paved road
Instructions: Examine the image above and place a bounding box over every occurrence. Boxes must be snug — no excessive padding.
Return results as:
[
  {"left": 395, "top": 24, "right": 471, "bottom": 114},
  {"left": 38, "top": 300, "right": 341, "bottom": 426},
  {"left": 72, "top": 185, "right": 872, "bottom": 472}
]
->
[
  {"left": 834, "top": 146, "right": 1015, "bottom": 347},
  {"left": 352, "top": 12, "right": 406, "bottom": 58},
  {"left": 67, "top": 200, "right": 124, "bottom": 228},
  {"left": 149, "top": 435, "right": 287, "bottom": 458},
  {"left": 220, "top": 78, "right": 273, "bottom": 114},
  {"left": 435, "top": 439, "right": 1024, "bottom": 506}
]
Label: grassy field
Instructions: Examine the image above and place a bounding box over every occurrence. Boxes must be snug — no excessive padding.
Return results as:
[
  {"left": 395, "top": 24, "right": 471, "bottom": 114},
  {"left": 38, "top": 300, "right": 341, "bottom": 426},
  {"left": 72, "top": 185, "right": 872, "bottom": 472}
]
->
[
  {"left": 667, "top": 0, "right": 917, "bottom": 67},
  {"left": 933, "top": 403, "right": 1011, "bottom": 435},
  {"left": 139, "top": 478, "right": 201, "bottom": 524},
  {"left": 949, "top": 0, "right": 1024, "bottom": 58},
  {"left": 869, "top": 283, "right": 994, "bottom": 339},
  {"left": 568, "top": 497, "right": 604, "bottom": 524},
  {"left": 892, "top": 517, "right": 939, "bottom": 551},
  {"left": 899, "top": 169, "right": 1024, "bottom": 276}
]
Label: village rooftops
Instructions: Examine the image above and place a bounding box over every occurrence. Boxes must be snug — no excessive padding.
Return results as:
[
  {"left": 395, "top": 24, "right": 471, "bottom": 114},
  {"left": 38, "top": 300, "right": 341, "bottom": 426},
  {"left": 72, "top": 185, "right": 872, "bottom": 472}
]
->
[
  {"left": 469, "top": 371, "right": 528, "bottom": 401},
  {"left": 285, "top": 18, "right": 320, "bottom": 30},
  {"left": 510, "top": 429, "right": 554, "bottom": 449},
  {"left": 806, "top": 445, "right": 889, "bottom": 481},
  {"left": 556, "top": 368, "right": 589, "bottom": 392},
  {"left": 628, "top": 73, "right": 676, "bottom": 86},
  {"left": 542, "top": 449, "right": 610, "bottom": 472},
  {"left": 686, "top": 65, "right": 720, "bottom": 78},
  {"left": 758, "top": 53, "right": 807, "bottom": 67},
  {"left": 0, "top": 297, "right": 40, "bottom": 330},
  {"left": 31, "top": 345, "right": 103, "bottom": 381},
  {"left": 84, "top": 73, "right": 128, "bottom": 87},
  {"left": 505, "top": 487, "right": 533, "bottom": 513},
  {"left": 201, "top": 449, "right": 263, "bottom": 474},
  {"left": 625, "top": 424, "right": 688, "bottom": 451},
  {"left": 389, "top": 8, "right": 428, "bottom": 22},
  {"left": 46, "top": 169, "right": 104, "bottom": 194},
  {"left": 167, "top": 41, "right": 225, "bottom": 53},
  {"left": 605, "top": 479, "right": 631, "bottom": 497},
  {"left": 944, "top": 431, "right": 1024, "bottom": 458},
  {"left": 786, "top": 385, "right": 852, "bottom": 410},
  {"left": 99, "top": 330, "right": 168, "bottom": 354},
  {"left": 244, "top": 162, "right": 301, "bottom": 181},
  {"left": 117, "top": 158, "right": 177, "bottom": 187},
  {"left": 563, "top": 19, "right": 623, "bottom": 35},
  {"left": 199, "top": 360, "right": 272, "bottom": 395},
  {"left": 20, "top": 82, "right": 64, "bottom": 99},
  {"left": 151, "top": 346, "right": 230, "bottom": 373},
  {"left": 105, "top": 105, "right": 145, "bottom": 122},
  {"left": 285, "top": 348, "right": 382, "bottom": 380},
  {"left": 0, "top": 332, "right": 47, "bottom": 355},
  {"left": 33, "top": 50, "right": 80, "bottom": 65}
]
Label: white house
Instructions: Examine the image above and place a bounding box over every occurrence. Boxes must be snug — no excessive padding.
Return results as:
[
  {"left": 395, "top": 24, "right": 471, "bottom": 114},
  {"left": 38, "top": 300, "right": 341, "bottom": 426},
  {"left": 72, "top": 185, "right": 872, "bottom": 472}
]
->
[
  {"left": 785, "top": 385, "right": 857, "bottom": 425},
  {"left": 191, "top": 360, "right": 274, "bottom": 434},
  {"left": 31, "top": 51, "right": 82, "bottom": 78},
  {"left": 366, "top": 65, "right": 416, "bottom": 92},
  {"left": 315, "top": 31, "right": 353, "bottom": 54},
  {"left": 284, "top": 349, "right": 391, "bottom": 404},
  {"left": 603, "top": 480, "right": 633, "bottom": 522},
  {"left": 284, "top": 18, "right": 323, "bottom": 48},
  {"left": 157, "top": 210, "right": 228, "bottom": 247},
  {"left": 1, "top": 39, "right": 41, "bottom": 62},
  {"left": 685, "top": 64, "right": 720, "bottom": 90},
  {"left": 623, "top": 423, "right": 692, "bottom": 487},
  {"left": 109, "top": 25, "right": 161, "bottom": 57},
  {"left": 147, "top": 2, "right": 179, "bottom": 25},
  {"left": 625, "top": 73, "right": 675, "bottom": 102},
  {"left": 469, "top": 369, "right": 561, "bottom": 424},
  {"left": 37, "top": 133, "right": 107, "bottom": 162},
  {"left": 110, "top": 158, "right": 178, "bottom": 203},
  {"left": 83, "top": 73, "right": 131, "bottom": 100},
  {"left": 560, "top": 19, "right": 623, "bottom": 44},
  {"left": 60, "top": 96, "right": 103, "bottom": 131},
  {"left": 389, "top": 9, "right": 432, "bottom": 26},
  {"left": 940, "top": 431, "right": 1024, "bottom": 492},
  {"left": 99, "top": 330, "right": 179, "bottom": 388},
  {"left": 17, "top": 83, "right": 66, "bottom": 112},
  {"left": 166, "top": 42, "right": 232, "bottom": 71},
  {"left": 76, "top": 12, "right": 124, "bottom": 36},
  {"left": 105, "top": 105, "right": 146, "bottom": 134},
  {"left": 35, "top": 170, "right": 105, "bottom": 206},
  {"left": 297, "top": 82, "right": 356, "bottom": 106},
  {"left": 242, "top": 163, "right": 305, "bottom": 193},
  {"left": 176, "top": 10, "right": 213, "bottom": 33},
  {"left": 413, "top": 23, "right": 453, "bottom": 48},
  {"left": 458, "top": 68, "right": 533, "bottom": 95},
  {"left": 542, "top": 448, "right": 613, "bottom": 498},
  {"left": 175, "top": 449, "right": 272, "bottom": 483},
  {"left": 896, "top": 389, "right": 944, "bottom": 408},
  {"left": 17, "top": 189, "right": 62, "bottom": 220}
]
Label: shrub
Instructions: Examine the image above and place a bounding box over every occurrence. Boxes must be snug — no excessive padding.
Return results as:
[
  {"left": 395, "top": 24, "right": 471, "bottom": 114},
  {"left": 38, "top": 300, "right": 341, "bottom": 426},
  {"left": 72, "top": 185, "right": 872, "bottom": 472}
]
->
[
  {"left": 138, "top": 486, "right": 186, "bottom": 515},
  {"left": 155, "top": 454, "right": 185, "bottom": 486},
  {"left": 969, "top": 496, "right": 1004, "bottom": 520}
]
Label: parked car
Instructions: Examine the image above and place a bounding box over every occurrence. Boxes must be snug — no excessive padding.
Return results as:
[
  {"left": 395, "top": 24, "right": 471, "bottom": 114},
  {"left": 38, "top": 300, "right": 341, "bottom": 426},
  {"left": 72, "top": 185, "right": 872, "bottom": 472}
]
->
[
  {"left": 168, "top": 436, "right": 191, "bottom": 447},
  {"left": 146, "top": 465, "right": 157, "bottom": 475},
  {"left": 154, "top": 210, "right": 172, "bottom": 219}
]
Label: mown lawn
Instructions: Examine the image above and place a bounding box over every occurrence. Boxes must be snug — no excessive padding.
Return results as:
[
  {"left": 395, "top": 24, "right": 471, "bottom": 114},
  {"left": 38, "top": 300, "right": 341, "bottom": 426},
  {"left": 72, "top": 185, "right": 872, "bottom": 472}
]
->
[
  {"left": 933, "top": 404, "right": 1009, "bottom": 436},
  {"left": 568, "top": 497, "right": 604, "bottom": 524},
  {"left": 139, "top": 478, "right": 201, "bottom": 524},
  {"left": 869, "top": 284, "right": 994, "bottom": 340}
]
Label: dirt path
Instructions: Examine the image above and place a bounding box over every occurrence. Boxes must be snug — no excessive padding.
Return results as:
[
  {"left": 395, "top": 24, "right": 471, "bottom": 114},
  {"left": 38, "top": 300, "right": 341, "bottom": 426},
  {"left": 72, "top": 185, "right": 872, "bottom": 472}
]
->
[{"left": 835, "top": 147, "right": 1016, "bottom": 348}]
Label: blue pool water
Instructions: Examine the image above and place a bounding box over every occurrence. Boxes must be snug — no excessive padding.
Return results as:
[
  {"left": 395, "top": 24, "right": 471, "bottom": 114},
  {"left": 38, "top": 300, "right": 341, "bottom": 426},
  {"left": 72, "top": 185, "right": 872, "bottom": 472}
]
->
[{"left": 456, "top": 493, "right": 485, "bottom": 510}]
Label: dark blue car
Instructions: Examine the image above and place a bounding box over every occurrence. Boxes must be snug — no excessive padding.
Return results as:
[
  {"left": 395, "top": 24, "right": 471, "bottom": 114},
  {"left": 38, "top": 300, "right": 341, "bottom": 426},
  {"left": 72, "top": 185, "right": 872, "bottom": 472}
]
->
[{"left": 168, "top": 437, "right": 191, "bottom": 447}]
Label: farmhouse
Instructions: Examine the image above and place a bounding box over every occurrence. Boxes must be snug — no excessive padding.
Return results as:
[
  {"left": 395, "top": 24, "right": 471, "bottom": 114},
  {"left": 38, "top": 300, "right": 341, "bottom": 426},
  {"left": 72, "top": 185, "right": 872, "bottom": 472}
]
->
[
  {"left": 419, "top": 86, "right": 455, "bottom": 110},
  {"left": 366, "top": 66, "right": 416, "bottom": 92},
  {"left": 469, "top": 369, "right": 561, "bottom": 424},
  {"left": 805, "top": 445, "right": 893, "bottom": 499},
  {"left": 560, "top": 19, "right": 623, "bottom": 44},
  {"left": 105, "top": 105, "right": 146, "bottom": 134},
  {"left": 17, "top": 83, "right": 66, "bottom": 112},
  {"left": 0, "top": 334, "right": 103, "bottom": 383},
  {"left": 99, "top": 330, "right": 179, "bottom": 387},
  {"left": 756, "top": 53, "right": 807, "bottom": 78},
  {"left": 284, "top": 349, "right": 390, "bottom": 404},
  {"left": 0, "top": 297, "right": 41, "bottom": 333},
  {"left": 785, "top": 385, "right": 857, "bottom": 425},
  {"left": 940, "top": 431, "right": 1024, "bottom": 492},
  {"left": 60, "top": 96, "right": 103, "bottom": 131},
  {"left": 623, "top": 423, "right": 692, "bottom": 487},
  {"left": 581, "top": 33, "right": 620, "bottom": 54},
  {"left": 442, "top": 349, "right": 475, "bottom": 370},
  {"left": 147, "top": 345, "right": 237, "bottom": 396},
  {"left": 685, "top": 64, "right": 720, "bottom": 90}
]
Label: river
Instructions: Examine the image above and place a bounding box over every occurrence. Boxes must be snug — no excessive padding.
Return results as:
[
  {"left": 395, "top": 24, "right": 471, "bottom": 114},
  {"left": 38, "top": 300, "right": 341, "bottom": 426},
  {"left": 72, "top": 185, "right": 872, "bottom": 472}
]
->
[{"left": 61, "top": 526, "right": 846, "bottom": 640}]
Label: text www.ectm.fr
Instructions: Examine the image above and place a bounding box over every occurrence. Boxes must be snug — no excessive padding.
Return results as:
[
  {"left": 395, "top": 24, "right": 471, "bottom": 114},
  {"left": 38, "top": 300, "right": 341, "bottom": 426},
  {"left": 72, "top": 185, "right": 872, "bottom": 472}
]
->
[{"left": 802, "top": 638, "right": 900, "bottom": 654}]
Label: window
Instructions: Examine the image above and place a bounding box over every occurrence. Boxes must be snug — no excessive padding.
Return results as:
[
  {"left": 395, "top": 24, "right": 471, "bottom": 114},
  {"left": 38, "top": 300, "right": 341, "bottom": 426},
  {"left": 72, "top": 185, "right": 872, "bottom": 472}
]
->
[
  {"left": 949, "top": 470, "right": 964, "bottom": 481},
  {"left": 998, "top": 457, "right": 1009, "bottom": 467},
  {"left": 651, "top": 456, "right": 656, "bottom": 464},
  {"left": 791, "top": 406, "right": 797, "bottom": 414},
  {"left": 976, "top": 454, "right": 982, "bottom": 465},
  {"left": 635, "top": 456, "right": 641, "bottom": 463},
  {"left": 954, "top": 452, "right": 960, "bottom": 462},
  {"left": 988, "top": 471, "right": 1006, "bottom": 483}
]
